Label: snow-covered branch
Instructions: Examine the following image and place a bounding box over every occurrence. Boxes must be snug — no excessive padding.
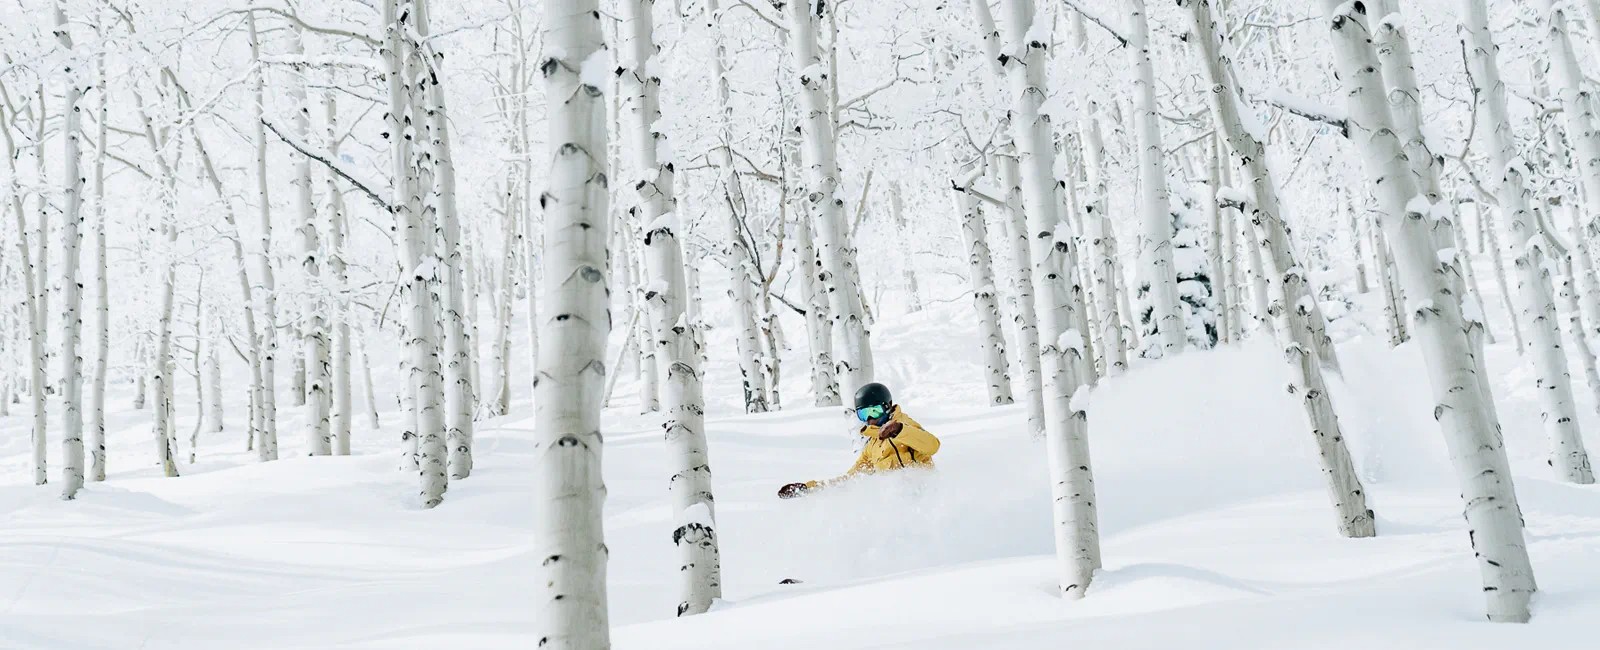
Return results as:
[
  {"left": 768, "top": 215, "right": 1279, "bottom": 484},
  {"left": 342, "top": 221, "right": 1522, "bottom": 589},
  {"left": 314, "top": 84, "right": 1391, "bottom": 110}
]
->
[{"left": 260, "top": 118, "right": 392, "bottom": 212}]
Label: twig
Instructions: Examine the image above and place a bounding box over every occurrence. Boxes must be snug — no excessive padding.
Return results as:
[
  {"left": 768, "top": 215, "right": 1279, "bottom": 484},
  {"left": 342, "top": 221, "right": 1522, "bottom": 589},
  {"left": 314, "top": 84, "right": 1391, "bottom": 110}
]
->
[
  {"left": 1060, "top": 0, "right": 1129, "bottom": 46},
  {"left": 261, "top": 118, "right": 393, "bottom": 212}
]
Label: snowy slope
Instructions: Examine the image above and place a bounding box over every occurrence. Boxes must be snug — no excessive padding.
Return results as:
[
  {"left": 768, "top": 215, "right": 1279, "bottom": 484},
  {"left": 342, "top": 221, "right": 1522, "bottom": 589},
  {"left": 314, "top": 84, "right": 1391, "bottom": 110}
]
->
[{"left": 3, "top": 282, "right": 1600, "bottom": 648}]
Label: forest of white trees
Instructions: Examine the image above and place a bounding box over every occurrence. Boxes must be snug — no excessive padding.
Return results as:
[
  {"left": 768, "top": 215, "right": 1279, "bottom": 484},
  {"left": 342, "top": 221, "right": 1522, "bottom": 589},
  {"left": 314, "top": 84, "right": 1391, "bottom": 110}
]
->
[{"left": 5, "top": 0, "right": 1600, "bottom": 643}]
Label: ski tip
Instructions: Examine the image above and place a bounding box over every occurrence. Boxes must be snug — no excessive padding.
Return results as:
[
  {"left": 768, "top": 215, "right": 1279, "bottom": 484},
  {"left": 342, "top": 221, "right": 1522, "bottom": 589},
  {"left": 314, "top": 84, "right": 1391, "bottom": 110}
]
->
[{"left": 778, "top": 578, "right": 803, "bottom": 585}]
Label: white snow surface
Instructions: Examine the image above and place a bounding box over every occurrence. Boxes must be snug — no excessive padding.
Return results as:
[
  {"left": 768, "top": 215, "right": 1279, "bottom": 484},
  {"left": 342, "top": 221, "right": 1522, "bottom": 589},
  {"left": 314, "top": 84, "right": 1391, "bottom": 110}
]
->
[{"left": 4, "top": 264, "right": 1600, "bottom": 649}]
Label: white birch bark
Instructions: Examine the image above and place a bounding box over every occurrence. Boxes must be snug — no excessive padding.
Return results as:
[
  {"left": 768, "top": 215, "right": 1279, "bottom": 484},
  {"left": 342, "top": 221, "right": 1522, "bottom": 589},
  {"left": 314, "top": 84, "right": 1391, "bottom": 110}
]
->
[
  {"left": 1462, "top": 0, "right": 1592, "bottom": 483},
  {"left": 205, "top": 318, "right": 224, "bottom": 433},
  {"left": 2, "top": 90, "right": 47, "bottom": 486},
  {"left": 323, "top": 87, "right": 353, "bottom": 456},
  {"left": 784, "top": 0, "right": 873, "bottom": 396},
  {"left": 1202, "top": 137, "right": 1233, "bottom": 347},
  {"left": 1537, "top": 7, "right": 1600, "bottom": 345},
  {"left": 415, "top": 0, "right": 475, "bottom": 480},
  {"left": 708, "top": 0, "right": 770, "bottom": 414},
  {"left": 1002, "top": 0, "right": 1100, "bottom": 597},
  {"left": 357, "top": 320, "right": 381, "bottom": 430},
  {"left": 54, "top": 0, "right": 86, "bottom": 498},
  {"left": 535, "top": 0, "right": 612, "bottom": 642},
  {"left": 995, "top": 155, "right": 1046, "bottom": 436},
  {"left": 1066, "top": 16, "right": 1129, "bottom": 372},
  {"left": 89, "top": 45, "right": 109, "bottom": 482},
  {"left": 1127, "top": 0, "right": 1186, "bottom": 358},
  {"left": 1554, "top": 206, "right": 1600, "bottom": 418},
  {"left": 1183, "top": 0, "right": 1375, "bottom": 536},
  {"left": 796, "top": 209, "right": 839, "bottom": 406},
  {"left": 493, "top": 197, "right": 518, "bottom": 416},
  {"left": 247, "top": 10, "right": 280, "bottom": 461},
  {"left": 385, "top": 0, "right": 447, "bottom": 506},
  {"left": 951, "top": 150, "right": 1014, "bottom": 406},
  {"left": 619, "top": 0, "right": 722, "bottom": 614},
  {"left": 133, "top": 85, "right": 181, "bottom": 479},
  {"left": 288, "top": 31, "right": 332, "bottom": 458},
  {"left": 1323, "top": 1, "right": 1535, "bottom": 622},
  {"left": 889, "top": 183, "right": 923, "bottom": 312}
]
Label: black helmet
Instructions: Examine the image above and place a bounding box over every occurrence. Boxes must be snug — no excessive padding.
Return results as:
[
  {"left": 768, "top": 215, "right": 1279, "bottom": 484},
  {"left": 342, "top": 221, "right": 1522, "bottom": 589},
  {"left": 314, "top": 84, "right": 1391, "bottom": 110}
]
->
[{"left": 854, "top": 382, "right": 892, "bottom": 409}]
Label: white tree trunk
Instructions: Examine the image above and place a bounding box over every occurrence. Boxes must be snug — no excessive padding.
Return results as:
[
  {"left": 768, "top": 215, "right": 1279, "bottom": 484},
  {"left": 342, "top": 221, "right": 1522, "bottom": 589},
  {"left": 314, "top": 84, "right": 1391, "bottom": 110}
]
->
[
  {"left": 784, "top": 0, "right": 873, "bottom": 396},
  {"left": 54, "top": 0, "right": 86, "bottom": 498},
  {"left": 385, "top": 0, "right": 448, "bottom": 507},
  {"left": 1462, "top": 0, "right": 1592, "bottom": 483},
  {"left": 995, "top": 155, "right": 1046, "bottom": 436},
  {"left": 324, "top": 88, "right": 353, "bottom": 456},
  {"left": 89, "top": 46, "right": 109, "bottom": 482},
  {"left": 1554, "top": 209, "right": 1600, "bottom": 419},
  {"left": 1202, "top": 138, "right": 1233, "bottom": 347},
  {"left": 247, "top": 11, "right": 280, "bottom": 462},
  {"left": 1184, "top": 0, "right": 1375, "bottom": 536},
  {"left": 493, "top": 200, "right": 518, "bottom": 416},
  {"left": 1323, "top": 1, "right": 1535, "bottom": 622},
  {"left": 415, "top": 0, "right": 475, "bottom": 481},
  {"left": 1067, "top": 18, "right": 1130, "bottom": 371},
  {"left": 288, "top": 31, "right": 332, "bottom": 458},
  {"left": 534, "top": 0, "right": 612, "bottom": 642},
  {"left": 708, "top": 0, "right": 770, "bottom": 414},
  {"left": 357, "top": 320, "right": 381, "bottom": 430},
  {"left": 1127, "top": 0, "right": 1186, "bottom": 358},
  {"left": 2, "top": 93, "right": 47, "bottom": 487},
  {"left": 619, "top": 0, "right": 722, "bottom": 615},
  {"left": 889, "top": 183, "right": 923, "bottom": 312},
  {"left": 951, "top": 151, "right": 1013, "bottom": 406},
  {"left": 1002, "top": 0, "right": 1101, "bottom": 598}
]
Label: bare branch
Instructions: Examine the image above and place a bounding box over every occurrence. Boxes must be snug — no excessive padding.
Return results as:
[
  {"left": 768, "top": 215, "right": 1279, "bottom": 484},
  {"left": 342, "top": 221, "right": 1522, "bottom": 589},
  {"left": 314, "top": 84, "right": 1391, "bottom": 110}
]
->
[
  {"left": 726, "top": 0, "right": 787, "bottom": 32},
  {"left": 261, "top": 118, "right": 392, "bottom": 212},
  {"left": 226, "top": 7, "right": 379, "bottom": 47},
  {"left": 1059, "top": 0, "right": 1129, "bottom": 46}
]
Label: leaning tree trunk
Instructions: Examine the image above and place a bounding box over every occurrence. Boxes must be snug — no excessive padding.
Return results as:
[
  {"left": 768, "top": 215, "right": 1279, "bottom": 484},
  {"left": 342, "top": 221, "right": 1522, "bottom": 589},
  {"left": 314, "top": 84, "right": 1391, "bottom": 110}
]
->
[
  {"left": 1538, "top": 3, "right": 1600, "bottom": 346},
  {"left": 1553, "top": 206, "right": 1600, "bottom": 417},
  {"left": 785, "top": 0, "right": 873, "bottom": 397},
  {"left": 1001, "top": 0, "right": 1101, "bottom": 598},
  {"left": 1183, "top": 0, "right": 1375, "bottom": 537},
  {"left": 1127, "top": 0, "right": 1186, "bottom": 359},
  {"left": 950, "top": 150, "right": 1014, "bottom": 406},
  {"left": 1323, "top": 1, "right": 1535, "bottom": 622},
  {"left": 54, "top": 0, "right": 86, "bottom": 498},
  {"left": 1462, "top": 0, "right": 1592, "bottom": 483},
  {"left": 288, "top": 31, "right": 333, "bottom": 458},
  {"left": 619, "top": 0, "right": 722, "bottom": 615},
  {"left": 135, "top": 88, "right": 182, "bottom": 479},
  {"left": 247, "top": 10, "right": 280, "bottom": 461},
  {"left": 533, "top": 0, "right": 612, "bottom": 643}
]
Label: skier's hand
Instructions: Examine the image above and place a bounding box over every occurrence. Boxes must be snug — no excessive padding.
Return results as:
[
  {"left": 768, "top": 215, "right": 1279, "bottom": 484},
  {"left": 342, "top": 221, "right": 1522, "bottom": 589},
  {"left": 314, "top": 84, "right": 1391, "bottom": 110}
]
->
[
  {"left": 877, "top": 421, "right": 904, "bottom": 440},
  {"left": 778, "top": 483, "right": 809, "bottom": 499}
]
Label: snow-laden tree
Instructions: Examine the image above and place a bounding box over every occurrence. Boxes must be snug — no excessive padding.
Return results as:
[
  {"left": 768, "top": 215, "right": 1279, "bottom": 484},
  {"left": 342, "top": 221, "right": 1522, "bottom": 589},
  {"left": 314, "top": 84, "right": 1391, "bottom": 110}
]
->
[
  {"left": 1322, "top": 0, "right": 1535, "bottom": 622},
  {"left": 1461, "top": 0, "right": 1592, "bottom": 484},
  {"left": 533, "top": 0, "right": 612, "bottom": 643},
  {"left": 1181, "top": 0, "right": 1375, "bottom": 538},
  {"left": 1000, "top": 0, "right": 1101, "bottom": 598},
  {"left": 784, "top": 0, "right": 875, "bottom": 397},
  {"left": 618, "top": 0, "right": 722, "bottom": 616},
  {"left": 1126, "top": 0, "right": 1186, "bottom": 359}
]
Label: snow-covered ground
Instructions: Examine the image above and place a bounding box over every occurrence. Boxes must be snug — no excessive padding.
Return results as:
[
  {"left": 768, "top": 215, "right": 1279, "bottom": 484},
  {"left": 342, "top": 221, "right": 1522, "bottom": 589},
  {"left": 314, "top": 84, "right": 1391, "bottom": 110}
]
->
[{"left": 4, "top": 275, "right": 1600, "bottom": 649}]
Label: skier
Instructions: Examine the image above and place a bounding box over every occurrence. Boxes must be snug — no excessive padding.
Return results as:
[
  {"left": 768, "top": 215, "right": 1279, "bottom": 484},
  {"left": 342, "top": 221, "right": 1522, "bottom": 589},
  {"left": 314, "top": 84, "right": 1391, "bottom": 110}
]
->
[{"left": 778, "top": 382, "right": 941, "bottom": 498}]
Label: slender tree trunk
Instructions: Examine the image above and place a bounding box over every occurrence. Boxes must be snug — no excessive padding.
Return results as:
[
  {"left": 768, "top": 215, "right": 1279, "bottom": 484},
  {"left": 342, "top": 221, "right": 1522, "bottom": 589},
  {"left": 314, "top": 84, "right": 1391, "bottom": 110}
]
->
[
  {"left": 1184, "top": 0, "right": 1375, "bottom": 536},
  {"left": 89, "top": 46, "right": 109, "bottom": 482},
  {"left": 385, "top": 0, "right": 447, "bottom": 507},
  {"left": 357, "top": 320, "right": 381, "bottom": 430},
  {"left": 1202, "top": 138, "right": 1234, "bottom": 347},
  {"left": 2, "top": 93, "right": 47, "bottom": 486},
  {"left": 288, "top": 31, "right": 332, "bottom": 458},
  {"left": 796, "top": 213, "right": 838, "bottom": 406},
  {"left": 324, "top": 88, "right": 353, "bottom": 456},
  {"left": 414, "top": 1, "right": 475, "bottom": 480},
  {"left": 534, "top": 0, "right": 612, "bottom": 642},
  {"left": 1002, "top": 0, "right": 1101, "bottom": 598},
  {"left": 1554, "top": 206, "right": 1600, "bottom": 418},
  {"left": 995, "top": 155, "right": 1046, "bottom": 436},
  {"left": 619, "top": 0, "right": 722, "bottom": 614},
  {"left": 247, "top": 10, "right": 280, "bottom": 461},
  {"left": 1127, "top": 0, "right": 1186, "bottom": 358},
  {"left": 1462, "top": 0, "right": 1592, "bottom": 483},
  {"left": 1323, "top": 2, "right": 1535, "bottom": 622},
  {"left": 784, "top": 0, "right": 873, "bottom": 396},
  {"left": 53, "top": 0, "right": 86, "bottom": 498},
  {"left": 951, "top": 150, "right": 1014, "bottom": 406}
]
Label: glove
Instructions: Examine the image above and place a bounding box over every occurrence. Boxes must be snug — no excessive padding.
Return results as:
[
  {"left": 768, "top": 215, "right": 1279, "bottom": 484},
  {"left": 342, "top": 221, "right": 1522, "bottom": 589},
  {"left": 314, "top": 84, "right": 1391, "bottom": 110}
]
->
[
  {"left": 877, "top": 421, "right": 904, "bottom": 440},
  {"left": 778, "top": 482, "right": 809, "bottom": 499}
]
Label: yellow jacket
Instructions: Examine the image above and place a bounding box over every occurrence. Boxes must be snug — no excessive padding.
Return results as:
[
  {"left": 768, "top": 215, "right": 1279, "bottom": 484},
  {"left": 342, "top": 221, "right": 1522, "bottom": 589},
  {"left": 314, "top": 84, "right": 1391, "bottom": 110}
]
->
[{"left": 805, "top": 406, "right": 940, "bottom": 489}]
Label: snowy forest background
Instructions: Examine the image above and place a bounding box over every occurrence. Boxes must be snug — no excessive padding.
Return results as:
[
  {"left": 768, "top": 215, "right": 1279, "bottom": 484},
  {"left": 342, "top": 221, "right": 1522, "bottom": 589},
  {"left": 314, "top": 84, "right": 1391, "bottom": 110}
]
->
[{"left": 4, "top": 0, "right": 1600, "bottom": 646}]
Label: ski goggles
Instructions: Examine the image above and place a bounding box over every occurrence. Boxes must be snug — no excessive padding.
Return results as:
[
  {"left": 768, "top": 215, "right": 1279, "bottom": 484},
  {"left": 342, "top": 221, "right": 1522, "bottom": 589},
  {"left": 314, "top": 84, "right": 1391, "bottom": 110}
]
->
[{"left": 855, "top": 404, "right": 888, "bottom": 422}]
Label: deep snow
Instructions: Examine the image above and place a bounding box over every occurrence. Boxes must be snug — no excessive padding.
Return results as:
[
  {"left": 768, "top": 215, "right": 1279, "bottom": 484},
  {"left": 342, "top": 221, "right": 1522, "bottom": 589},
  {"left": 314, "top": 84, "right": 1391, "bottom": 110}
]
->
[{"left": 3, "top": 273, "right": 1600, "bottom": 649}]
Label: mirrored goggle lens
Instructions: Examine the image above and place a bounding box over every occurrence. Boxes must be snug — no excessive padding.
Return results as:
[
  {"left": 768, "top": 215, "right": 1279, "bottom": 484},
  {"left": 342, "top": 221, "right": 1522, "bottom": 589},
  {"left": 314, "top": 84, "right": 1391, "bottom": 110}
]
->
[{"left": 856, "top": 405, "right": 885, "bottom": 421}]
